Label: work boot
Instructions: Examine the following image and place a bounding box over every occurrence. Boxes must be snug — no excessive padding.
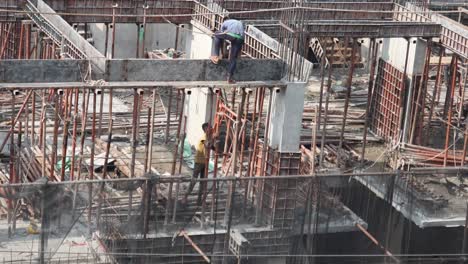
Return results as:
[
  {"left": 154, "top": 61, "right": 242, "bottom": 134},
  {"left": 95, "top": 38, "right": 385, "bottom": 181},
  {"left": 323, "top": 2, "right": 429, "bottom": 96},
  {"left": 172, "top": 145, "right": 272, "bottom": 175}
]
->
[
  {"left": 210, "top": 56, "right": 220, "bottom": 64},
  {"left": 227, "top": 77, "right": 236, "bottom": 84}
]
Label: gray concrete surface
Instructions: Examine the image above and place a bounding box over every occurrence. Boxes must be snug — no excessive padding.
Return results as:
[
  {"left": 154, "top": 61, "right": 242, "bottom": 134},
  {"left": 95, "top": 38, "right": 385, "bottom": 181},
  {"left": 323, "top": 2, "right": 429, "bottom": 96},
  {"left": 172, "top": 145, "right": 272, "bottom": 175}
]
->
[
  {"left": 269, "top": 82, "right": 307, "bottom": 152},
  {"left": 0, "top": 60, "right": 89, "bottom": 83},
  {"left": 0, "top": 59, "right": 285, "bottom": 83},
  {"left": 105, "top": 59, "right": 285, "bottom": 82},
  {"left": 90, "top": 23, "right": 190, "bottom": 59}
]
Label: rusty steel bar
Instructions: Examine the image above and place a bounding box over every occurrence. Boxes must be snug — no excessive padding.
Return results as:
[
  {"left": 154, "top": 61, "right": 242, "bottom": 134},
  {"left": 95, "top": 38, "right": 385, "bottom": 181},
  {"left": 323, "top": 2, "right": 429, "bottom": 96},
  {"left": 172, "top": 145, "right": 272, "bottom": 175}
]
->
[
  {"left": 239, "top": 92, "right": 250, "bottom": 178},
  {"left": 31, "top": 90, "right": 36, "bottom": 146},
  {"left": 251, "top": 88, "right": 265, "bottom": 176},
  {"left": 173, "top": 116, "right": 187, "bottom": 224},
  {"left": 143, "top": 107, "right": 151, "bottom": 174},
  {"left": 165, "top": 89, "right": 173, "bottom": 144},
  {"left": 60, "top": 103, "right": 69, "bottom": 181},
  {"left": 7, "top": 92, "right": 15, "bottom": 237},
  {"left": 417, "top": 40, "right": 433, "bottom": 143},
  {"left": 147, "top": 89, "right": 157, "bottom": 172},
  {"left": 312, "top": 105, "right": 318, "bottom": 172},
  {"left": 25, "top": 89, "right": 30, "bottom": 143},
  {"left": 111, "top": 4, "right": 117, "bottom": 58},
  {"left": 243, "top": 89, "right": 258, "bottom": 218},
  {"left": 174, "top": 24, "right": 180, "bottom": 51},
  {"left": 462, "top": 202, "right": 468, "bottom": 255},
  {"left": 338, "top": 38, "right": 357, "bottom": 152},
  {"left": 98, "top": 89, "right": 104, "bottom": 137},
  {"left": 246, "top": 88, "right": 259, "bottom": 178},
  {"left": 41, "top": 90, "right": 47, "bottom": 179},
  {"left": 128, "top": 89, "right": 140, "bottom": 220},
  {"left": 210, "top": 94, "right": 221, "bottom": 221},
  {"left": 17, "top": 23, "right": 24, "bottom": 59},
  {"left": 78, "top": 89, "right": 91, "bottom": 181},
  {"left": 51, "top": 91, "right": 59, "bottom": 180},
  {"left": 444, "top": 56, "right": 458, "bottom": 167},
  {"left": 224, "top": 89, "right": 246, "bottom": 225},
  {"left": 165, "top": 91, "right": 185, "bottom": 225},
  {"left": 410, "top": 39, "right": 432, "bottom": 144},
  {"left": 458, "top": 75, "right": 466, "bottom": 127},
  {"left": 25, "top": 22, "right": 31, "bottom": 59},
  {"left": 317, "top": 41, "right": 327, "bottom": 131},
  {"left": 462, "top": 123, "right": 468, "bottom": 167},
  {"left": 201, "top": 90, "right": 216, "bottom": 228},
  {"left": 0, "top": 23, "right": 12, "bottom": 59},
  {"left": 141, "top": 4, "right": 148, "bottom": 57},
  {"left": 70, "top": 88, "right": 79, "bottom": 181},
  {"left": 102, "top": 119, "right": 113, "bottom": 179},
  {"left": 136, "top": 23, "right": 140, "bottom": 58},
  {"left": 0, "top": 91, "right": 33, "bottom": 153},
  {"left": 88, "top": 90, "right": 98, "bottom": 226},
  {"left": 399, "top": 38, "right": 412, "bottom": 143},
  {"left": 427, "top": 46, "right": 445, "bottom": 140},
  {"left": 320, "top": 39, "right": 335, "bottom": 166},
  {"left": 143, "top": 179, "right": 153, "bottom": 239},
  {"left": 104, "top": 23, "right": 109, "bottom": 57},
  {"left": 356, "top": 223, "right": 400, "bottom": 263},
  {"left": 180, "top": 230, "right": 211, "bottom": 263},
  {"left": 255, "top": 88, "right": 273, "bottom": 225},
  {"left": 13, "top": 121, "right": 22, "bottom": 232},
  {"left": 361, "top": 39, "right": 377, "bottom": 163}
]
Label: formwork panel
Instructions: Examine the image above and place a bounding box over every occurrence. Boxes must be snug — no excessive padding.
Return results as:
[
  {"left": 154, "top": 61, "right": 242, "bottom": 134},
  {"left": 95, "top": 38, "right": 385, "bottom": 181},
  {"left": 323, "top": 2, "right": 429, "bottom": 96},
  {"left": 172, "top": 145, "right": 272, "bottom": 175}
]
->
[{"left": 370, "top": 58, "right": 404, "bottom": 141}]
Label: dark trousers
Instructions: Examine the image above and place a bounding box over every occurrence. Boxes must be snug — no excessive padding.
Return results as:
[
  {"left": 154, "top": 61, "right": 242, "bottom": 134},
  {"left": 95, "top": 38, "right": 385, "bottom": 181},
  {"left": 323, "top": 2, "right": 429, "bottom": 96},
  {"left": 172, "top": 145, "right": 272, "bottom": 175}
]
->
[
  {"left": 212, "top": 32, "right": 244, "bottom": 77},
  {"left": 186, "top": 163, "right": 206, "bottom": 204}
]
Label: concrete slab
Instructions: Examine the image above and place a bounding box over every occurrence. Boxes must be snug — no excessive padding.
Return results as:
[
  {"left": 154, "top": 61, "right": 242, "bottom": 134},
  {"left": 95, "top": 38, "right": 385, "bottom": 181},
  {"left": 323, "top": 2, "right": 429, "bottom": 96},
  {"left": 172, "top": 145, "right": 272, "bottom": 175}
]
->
[{"left": 354, "top": 174, "right": 467, "bottom": 228}]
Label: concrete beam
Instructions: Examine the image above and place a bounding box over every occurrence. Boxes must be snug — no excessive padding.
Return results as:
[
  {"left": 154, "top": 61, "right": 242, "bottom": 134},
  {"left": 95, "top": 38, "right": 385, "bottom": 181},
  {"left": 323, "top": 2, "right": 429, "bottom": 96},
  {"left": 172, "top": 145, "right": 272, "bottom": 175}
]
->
[
  {"left": 0, "top": 60, "right": 89, "bottom": 83},
  {"left": 257, "top": 21, "right": 441, "bottom": 38},
  {"left": 0, "top": 59, "right": 285, "bottom": 83},
  {"left": 4, "top": 1, "right": 394, "bottom": 24},
  {"left": 395, "top": 3, "right": 468, "bottom": 58},
  {"left": 307, "top": 21, "right": 442, "bottom": 38},
  {"left": 226, "top": 1, "right": 395, "bottom": 21},
  {"left": 41, "top": 0, "right": 194, "bottom": 24},
  {"left": 0, "top": 81, "right": 286, "bottom": 90},
  {"left": 105, "top": 59, "right": 285, "bottom": 82}
]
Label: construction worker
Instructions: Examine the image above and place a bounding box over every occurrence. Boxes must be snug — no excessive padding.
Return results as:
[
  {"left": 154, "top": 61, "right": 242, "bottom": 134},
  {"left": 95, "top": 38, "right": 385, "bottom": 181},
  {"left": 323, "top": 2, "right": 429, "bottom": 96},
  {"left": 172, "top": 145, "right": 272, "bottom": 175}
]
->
[
  {"left": 182, "top": 122, "right": 213, "bottom": 205},
  {"left": 210, "top": 17, "right": 245, "bottom": 84}
]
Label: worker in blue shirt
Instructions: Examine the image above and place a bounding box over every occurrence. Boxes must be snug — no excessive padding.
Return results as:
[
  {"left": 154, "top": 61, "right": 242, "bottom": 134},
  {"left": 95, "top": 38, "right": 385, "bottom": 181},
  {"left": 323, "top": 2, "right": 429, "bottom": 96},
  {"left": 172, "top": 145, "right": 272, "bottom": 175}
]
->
[{"left": 210, "top": 17, "right": 245, "bottom": 84}]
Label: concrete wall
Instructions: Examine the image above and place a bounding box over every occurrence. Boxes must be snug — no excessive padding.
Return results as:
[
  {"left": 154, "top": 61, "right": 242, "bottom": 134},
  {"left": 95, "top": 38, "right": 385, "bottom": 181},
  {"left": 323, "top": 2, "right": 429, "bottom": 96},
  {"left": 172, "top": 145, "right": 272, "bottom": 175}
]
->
[
  {"left": 268, "top": 83, "right": 306, "bottom": 153},
  {"left": 381, "top": 38, "right": 427, "bottom": 76},
  {"left": 186, "top": 22, "right": 214, "bottom": 59},
  {"left": 90, "top": 23, "right": 189, "bottom": 58}
]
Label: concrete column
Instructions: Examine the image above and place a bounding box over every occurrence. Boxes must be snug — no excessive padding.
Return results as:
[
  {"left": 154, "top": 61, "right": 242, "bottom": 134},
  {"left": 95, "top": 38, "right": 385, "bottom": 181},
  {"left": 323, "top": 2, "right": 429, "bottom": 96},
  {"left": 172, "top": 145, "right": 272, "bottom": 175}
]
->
[
  {"left": 186, "top": 88, "right": 216, "bottom": 147},
  {"left": 268, "top": 82, "right": 306, "bottom": 152},
  {"left": 185, "top": 21, "right": 215, "bottom": 146}
]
